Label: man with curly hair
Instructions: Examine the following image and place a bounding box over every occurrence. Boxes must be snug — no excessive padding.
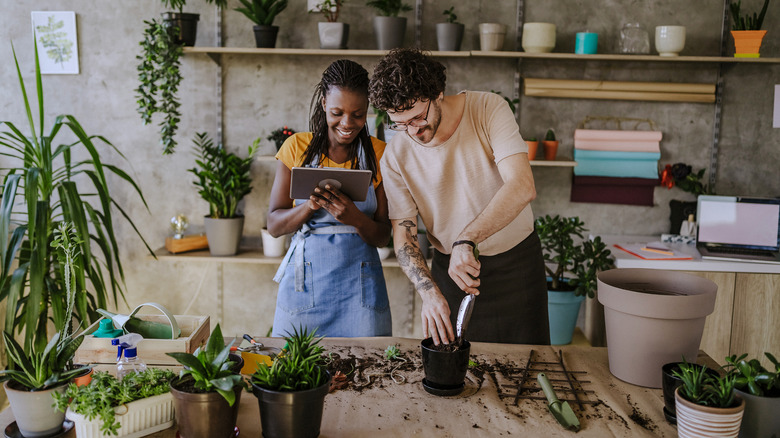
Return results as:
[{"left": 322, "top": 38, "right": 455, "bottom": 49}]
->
[{"left": 369, "top": 48, "right": 549, "bottom": 346}]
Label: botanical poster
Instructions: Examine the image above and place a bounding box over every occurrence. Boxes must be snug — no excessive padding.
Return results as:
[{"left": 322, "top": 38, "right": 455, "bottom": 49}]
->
[{"left": 31, "top": 11, "right": 79, "bottom": 74}]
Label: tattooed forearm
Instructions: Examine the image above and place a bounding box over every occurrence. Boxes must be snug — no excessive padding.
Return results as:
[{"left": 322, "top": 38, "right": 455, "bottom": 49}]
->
[
  {"left": 398, "top": 219, "right": 418, "bottom": 242},
  {"left": 397, "top": 242, "right": 434, "bottom": 291}
]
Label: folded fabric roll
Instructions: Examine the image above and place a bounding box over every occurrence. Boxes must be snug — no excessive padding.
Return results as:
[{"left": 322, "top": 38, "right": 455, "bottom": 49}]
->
[
  {"left": 574, "top": 129, "right": 662, "bottom": 142},
  {"left": 571, "top": 176, "right": 660, "bottom": 206},
  {"left": 574, "top": 129, "right": 662, "bottom": 152},
  {"left": 573, "top": 150, "right": 661, "bottom": 178}
]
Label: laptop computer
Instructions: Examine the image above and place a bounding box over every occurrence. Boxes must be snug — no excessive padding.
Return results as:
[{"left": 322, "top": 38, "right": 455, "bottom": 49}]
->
[{"left": 696, "top": 195, "right": 780, "bottom": 264}]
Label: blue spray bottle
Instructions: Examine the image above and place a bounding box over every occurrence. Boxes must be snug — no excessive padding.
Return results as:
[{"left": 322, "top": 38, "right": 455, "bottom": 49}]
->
[{"left": 112, "top": 333, "right": 147, "bottom": 380}]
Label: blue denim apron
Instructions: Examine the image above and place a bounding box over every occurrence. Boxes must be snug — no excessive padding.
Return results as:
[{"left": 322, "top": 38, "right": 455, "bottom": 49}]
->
[{"left": 272, "top": 147, "right": 392, "bottom": 337}]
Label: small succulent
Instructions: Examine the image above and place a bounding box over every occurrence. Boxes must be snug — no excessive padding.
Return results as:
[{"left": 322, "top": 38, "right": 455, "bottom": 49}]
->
[
  {"left": 384, "top": 344, "right": 401, "bottom": 360},
  {"left": 545, "top": 129, "right": 556, "bottom": 141}
]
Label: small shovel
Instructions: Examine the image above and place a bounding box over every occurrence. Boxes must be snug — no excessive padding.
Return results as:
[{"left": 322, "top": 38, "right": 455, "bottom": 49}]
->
[
  {"left": 455, "top": 245, "right": 479, "bottom": 346},
  {"left": 537, "top": 372, "right": 580, "bottom": 432}
]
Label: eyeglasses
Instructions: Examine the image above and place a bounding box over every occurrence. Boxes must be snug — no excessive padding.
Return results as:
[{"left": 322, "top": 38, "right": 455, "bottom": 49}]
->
[{"left": 387, "top": 100, "right": 431, "bottom": 131}]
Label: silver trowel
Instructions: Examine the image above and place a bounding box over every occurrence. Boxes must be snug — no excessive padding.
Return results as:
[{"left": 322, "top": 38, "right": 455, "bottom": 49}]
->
[{"left": 455, "top": 245, "right": 479, "bottom": 346}]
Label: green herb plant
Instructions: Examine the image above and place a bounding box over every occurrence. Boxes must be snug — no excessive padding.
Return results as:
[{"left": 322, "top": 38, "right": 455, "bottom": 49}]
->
[
  {"left": 673, "top": 360, "right": 739, "bottom": 408},
  {"left": 724, "top": 352, "right": 780, "bottom": 397},
  {"left": 166, "top": 323, "right": 246, "bottom": 406},
  {"left": 53, "top": 369, "right": 176, "bottom": 436},
  {"left": 535, "top": 215, "right": 614, "bottom": 297},
  {"left": 251, "top": 326, "right": 327, "bottom": 392},
  {"left": 235, "top": 0, "right": 290, "bottom": 26},
  {"left": 730, "top": 0, "right": 770, "bottom": 30},
  {"left": 310, "top": 0, "right": 344, "bottom": 22},
  {"left": 189, "top": 132, "right": 259, "bottom": 219},
  {"left": 161, "top": 0, "right": 229, "bottom": 14},
  {"left": 0, "top": 223, "right": 90, "bottom": 390},
  {"left": 442, "top": 6, "right": 459, "bottom": 24},
  {"left": 366, "top": 0, "right": 412, "bottom": 17}
]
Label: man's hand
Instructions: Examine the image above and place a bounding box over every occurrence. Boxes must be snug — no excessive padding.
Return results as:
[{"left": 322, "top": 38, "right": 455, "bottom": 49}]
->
[
  {"left": 421, "top": 291, "right": 455, "bottom": 345},
  {"left": 448, "top": 244, "right": 480, "bottom": 295}
]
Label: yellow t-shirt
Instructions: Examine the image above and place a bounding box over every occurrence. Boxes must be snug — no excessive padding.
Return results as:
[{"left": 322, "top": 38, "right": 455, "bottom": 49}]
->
[{"left": 275, "top": 132, "right": 386, "bottom": 189}]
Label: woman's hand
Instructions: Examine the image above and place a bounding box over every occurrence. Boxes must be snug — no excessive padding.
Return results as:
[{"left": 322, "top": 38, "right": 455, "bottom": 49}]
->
[{"left": 310, "top": 185, "right": 363, "bottom": 226}]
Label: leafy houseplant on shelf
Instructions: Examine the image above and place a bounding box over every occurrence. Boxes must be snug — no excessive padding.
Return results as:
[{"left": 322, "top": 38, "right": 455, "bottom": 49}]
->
[
  {"left": 189, "top": 132, "right": 259, "bottom": 256},
  {"left": 250, "top": 326, "right": 331, "bottom": 438},
  {"left": 1, "top": 44, "right": 152, "bottom": 356},
  {"left": 54, "top": 369, "right": 177, "bottom": 438},
  {"left": 166, "top": 324, "right": 246, "bottom": 438},
  {"left": 158, "top": 0, "right": 228, "bottom": 47},
  {"left": 542, "top": 128, "right": 559, "bottom": 160},
  {"left": 723, "top": 352, "right": 780, "bottom": 437},
  {"left": 0, "top": 223, "right": 91, "bottom": 438},
  {"left": 729, "top": 0, "right": 770, "bottom": 57},
  {"left": 310, "top": 0, "right": 349, "bottom": 49},
  {"left": 535, "top": 215, "right": 614, "bottom": 345},
  {"left": 235, "top": 0, "right": 290, "bottom": 48},
  {"left": 366, "top": 0, "right": 412, "bottom": 50},
  {"left": 436, "top": 6, "right": 465, "bottom": 51},
  {"left": 267, "top": 126, "right": 296, "bottom": 151},
  {"left": 673, "top": 360, "right": 745, "bottom": 438}
]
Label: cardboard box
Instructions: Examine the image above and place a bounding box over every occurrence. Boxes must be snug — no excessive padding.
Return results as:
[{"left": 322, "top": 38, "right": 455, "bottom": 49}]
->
[{"left": 75, "top": 315, "right": 210, "bottom": 366}]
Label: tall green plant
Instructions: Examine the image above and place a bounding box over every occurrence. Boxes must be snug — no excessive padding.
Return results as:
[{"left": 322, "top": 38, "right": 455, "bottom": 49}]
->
[
  {"left": 251, "top": 325, "right": 327, "bottom": 392},
  {"left": 235, "top": 0, "right": 290, "bottom": 26},
  {"left": 730, "top": 0, "right": 771, "bottom": 30},
  {"left": 0, "top": 42, "right": 152, "bottom": 353},
  {"left": 366, "top": 0, "right": 412, "bottom": 17}
]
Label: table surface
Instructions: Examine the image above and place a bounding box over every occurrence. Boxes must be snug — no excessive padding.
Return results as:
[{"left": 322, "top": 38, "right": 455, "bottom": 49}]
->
[{"left": 1, "top": 337, "right": 718, "bottom": 437}]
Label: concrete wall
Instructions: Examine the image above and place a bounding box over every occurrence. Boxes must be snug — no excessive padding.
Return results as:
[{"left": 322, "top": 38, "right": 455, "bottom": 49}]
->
[{"left": 1, "top": 0, "right": 778, "bottom": 340}]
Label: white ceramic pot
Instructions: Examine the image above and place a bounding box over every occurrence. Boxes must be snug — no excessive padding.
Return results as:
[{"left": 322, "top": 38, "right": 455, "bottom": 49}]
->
[
  {"left": 655, "top": 25, "right": 686, "bottom": 56},
  {"left": 318, "top": 22, "right": 349, "bottom": 49},
  {"left": 67, "top": 392, "right": 175, "bottom": 438},
  {"left": 261, "top": 228, "right": 290, "bottom": 258},
  {"left": 675, "top": 387, "right": 744, "bottom": 438},
  {"left": 522, "top": 22, "right": 556, "bottom": 53},
  {"left": 478, "top": 23, "right": 506, "bottom": 51},
  {"left": 4, "top": 381, "right": 68, "bottom": 437}
]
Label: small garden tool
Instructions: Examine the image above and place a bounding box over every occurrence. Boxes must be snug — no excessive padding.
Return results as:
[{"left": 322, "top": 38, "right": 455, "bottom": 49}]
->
[{"left": 537, "top": 372, "right": 580, "bottom": 432}]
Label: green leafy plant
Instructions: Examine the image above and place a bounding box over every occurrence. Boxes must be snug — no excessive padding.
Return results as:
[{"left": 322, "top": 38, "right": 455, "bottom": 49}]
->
[
  {"left": 235, "top": 0, "right": 290, "bottom": 26},
  {"left": 661, "top": 162, "right": 713, "bottom": 196},
  {"left": 161, "top": 0, "right": 229, "bottom": 13},
  {"left": 136, "top": 18, "right": 183, "bottom": 155},
  {"left": 724, "top": 352, "right": 780, "bottom": 397},
  {"left": 166, "top": 323, "right": 245, "bottom": 406},
  {"left": 535, "top": 215, "right": 614, "bottom": 297},
  {"left": 366, "top": 0, "right": 412, "bottom": 17},
  {"left": 0, "top": 223, "right": 90, "bottom": 390},
  {"left": 267, "top": 126, "right": 296, "bottom": 151},
  {"left": 384, "top": 344, "right": 401, "bottom": 360},
  {"left": 673, "top": 360, "right": 739, "bottom": 408},
  {"left": 730, "top": 0, "right": 770, "bottom": 30},
  {"left": 189, "top": 132, "right": 259, "bottom": 219},
  {"left": 310, "top": 0, "right": 344, "bottom": 22},
  {"left": 442, "top": 6, "right": 459, "bottom": 24},
  {"left": 251, "top": 326, "right": 327, "bottom": 392},
  {"left": 1, "top": 43, "right": 151, "bottom": 353},
  {"left": 525, "top": 137, "right": 538, "bottom": 141},
  {"left": 53, "top": 369, "right": 176, "bottom": 436},
  {"left": 545, "top": 129, "right": 556, "bottom": 141}
]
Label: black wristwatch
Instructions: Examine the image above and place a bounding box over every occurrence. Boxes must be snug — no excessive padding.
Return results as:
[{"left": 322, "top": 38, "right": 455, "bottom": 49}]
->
[{"left": 452, "top": 240, "right": 476, "bottom": 250}]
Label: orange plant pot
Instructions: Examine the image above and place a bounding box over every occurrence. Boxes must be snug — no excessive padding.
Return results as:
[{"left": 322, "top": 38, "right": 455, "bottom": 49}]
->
[
  {"left": 731, "top": 30, "right": 767, "bottom": 58},
  {"left": 525, "top": 141, "right": 539, "bottom": 160},
  {"left": 73, "top": 368, "right": 94, "bottom": 387},
  {"left": 542, "top": 140, "right": 559, "bottom": 161}
]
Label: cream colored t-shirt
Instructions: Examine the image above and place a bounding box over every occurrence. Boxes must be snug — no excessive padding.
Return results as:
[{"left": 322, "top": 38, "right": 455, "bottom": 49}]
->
[{"left": 381, "top": 91, "right": 534, "bottom": 256}]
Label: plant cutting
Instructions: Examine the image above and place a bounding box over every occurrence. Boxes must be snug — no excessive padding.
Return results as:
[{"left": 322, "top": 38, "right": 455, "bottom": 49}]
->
[
  {"left": 535, "top": 215, "right": 614, "bottom": 345},
  {"left": 436, "top": 6, "right": 464, "bottom": 51},
  {"left": 166, "top": 323, "right": 246, "bottom": 438},
  {"left": 250, "top": 325, "right": 330, "bottom": 438},
  {"left": 366, "top": 0, "right": 412, "bottom": 50},
  {"left": 311, "top": 0, "right": 349, "bottom": 49},
  {"left": 189, "top": 132, "right": 258, "bottom": 256},
  {"left": 723, "top": 352, "right": 780, "bottom": 437},
  {"left": 235, "top": 0, "right": 290, "bottom": 48},
  {"left": 729, "top": 0, "right": 771, "bottom": 57},
  {"left": 543, "top": 128, "right": 558, "bottom": 160},
  {"left": 54, "top": 368, "right": 177, "bottom": 437}
]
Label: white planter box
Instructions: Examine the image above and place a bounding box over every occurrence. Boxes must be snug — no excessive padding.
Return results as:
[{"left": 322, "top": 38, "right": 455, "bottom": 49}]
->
[{"left": 66, "top": 392, "right": 174, "bottom": 438}]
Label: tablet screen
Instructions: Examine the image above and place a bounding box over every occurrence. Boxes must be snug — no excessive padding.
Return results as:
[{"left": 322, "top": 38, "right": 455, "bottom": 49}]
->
[{"left": 290, "top": 167, "right": 373, "bottom": 202}]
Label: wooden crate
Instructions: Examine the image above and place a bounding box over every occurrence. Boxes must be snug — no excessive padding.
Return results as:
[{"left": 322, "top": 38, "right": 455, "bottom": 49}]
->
[{"left": 75, "top": 315, "right": 210, "bottom": 366}]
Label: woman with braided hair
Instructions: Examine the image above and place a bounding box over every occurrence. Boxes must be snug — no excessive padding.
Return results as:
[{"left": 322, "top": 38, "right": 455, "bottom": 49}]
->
[{"left": 267, "top": 59, "right": 392, "bottom": 337}]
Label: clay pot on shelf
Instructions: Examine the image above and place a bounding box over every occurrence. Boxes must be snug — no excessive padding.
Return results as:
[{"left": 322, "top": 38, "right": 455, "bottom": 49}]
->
[
  {"left": 543, "top": 140, "right": 559, "bottom": 160},
  {"left": 526, "top": 140, "right": 539, "bottom": 160}
]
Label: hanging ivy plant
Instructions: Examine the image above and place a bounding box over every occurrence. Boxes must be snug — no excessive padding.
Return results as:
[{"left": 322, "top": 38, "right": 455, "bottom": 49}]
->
[{"left": 136, "top": 19, "right": 183, "bottom": 155}]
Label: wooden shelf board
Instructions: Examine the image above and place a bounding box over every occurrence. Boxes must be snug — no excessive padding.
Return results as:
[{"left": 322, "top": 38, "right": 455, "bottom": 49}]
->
[
  {"left": 153, "top": 247, "right": 410, "bottom": 267},
  {"left": 184, "top": 47, "right": 469, "bottom": 57}
]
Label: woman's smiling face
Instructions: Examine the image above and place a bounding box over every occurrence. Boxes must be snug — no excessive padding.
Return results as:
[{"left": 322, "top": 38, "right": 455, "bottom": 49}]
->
[{"left": 323, "top": 86, "right": 368, "bottom": 146}]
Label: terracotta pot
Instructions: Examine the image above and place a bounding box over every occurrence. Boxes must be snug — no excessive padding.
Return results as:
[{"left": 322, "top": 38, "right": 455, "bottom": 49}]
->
[
  {"left": 542, "top": 140, "right": 559, "bottom": 160},
  {"left": 73, "top": 367, "right": 94, "bottom": 387},
  {"left": 730, "top": 30, "right": 767, "bottom": 58},
  {"left": 597, "top": 268, "right": 717, "bottom": 388},
  {"left": 525, "top": 140, "right": 539, "bottom": 160},
  {"left": 675, "top": 387, "right": 744, "bottom": 438}
]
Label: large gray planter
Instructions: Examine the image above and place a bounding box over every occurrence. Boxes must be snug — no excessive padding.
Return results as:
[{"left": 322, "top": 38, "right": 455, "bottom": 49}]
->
[
  {"left": 4, "top": 381, "right": 68, "bottom": 437},
  {"left": 318, "top": 22, "right": 349, "bottom": 49},
  {"left": 204, "top": 216, "right": 244, "bottom": 256},
  {"left": 735, "top": 388, "right": 780, "bottom": 438},
  {"left": 373, "top": 16, "right": 406, "bottom": 50},
  {"left": 436, "top": 23, "right": 464, "bottom": 51}
]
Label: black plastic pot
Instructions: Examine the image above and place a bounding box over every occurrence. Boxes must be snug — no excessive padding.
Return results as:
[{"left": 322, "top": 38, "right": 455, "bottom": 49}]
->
[
  {"left": 661, "top": 362, "right": 719, "bottom": 424},
  {"left": 251, "top": 370, "right": 330, "bottom": 438},
  {"left": 253, "top": 25, "right": 279, "bottom": 48},
  {"left": 170, "top": 378, "right": 242, "bottom": 438},
  {"left": 228, "top": 353, "right": 244, "bottom": 374},
  {"left": 161, "top": 12, "right": 199, "bottom": 47},
  {"left": 421, "top": 338, "right": 470, "bottom": 396}
]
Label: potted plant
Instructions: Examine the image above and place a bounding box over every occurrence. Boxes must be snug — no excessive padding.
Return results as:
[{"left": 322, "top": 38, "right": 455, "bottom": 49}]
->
[
  {"left": 366, "top": 0, "right": 412, "bottom": 50},
  {"left": 166, "top": 323, "right": 246, "bottom": 438},
  {"left": 436, "top": 6, "right": 464, "bottom": 51},
  {"left": 0, "top": 223, "right": 91, "bottom": 438},
  {"left": 542, "top": 128, "right": 559, "bottom": 160},
  {"left": 267, "top": 125, "right": 296, "bottom": 151},
  {"left": 535, "top": 215, "right": 614, "bottom": 345},
  {"left": 729, "top": 0, "right": 770, "bottom": 57},
  {"left": 310, "top": 0, "right": 349, "bottom": 49},
  {"left": 660, "top": 162, "right": 713, "bottom": 234},
  {"left": 525, "top": 137, "right": 539, "bottom": 160},
  {"left": 55, "top": 368, "right": 177, "bottom": 437},
  {"left": 1, "top": 44, "right": 152, "bottom": 353},
  {"left": 250, "top": 326, "right": 330, "bottom": 438},
  {"left": 159, "top": 0, "right": 228, "bottom": 47},
  {"left": 673, "top": 360, "right": 745, "bottom": 438},
  {"left": 724, "top": 352, "right": 780, "bottom": 437},
  {"left": 189, "top": 132, "right": 259, "bottom": 256},
  {"left": 235, "top": 0, "right": 290, "bottom": 48}
]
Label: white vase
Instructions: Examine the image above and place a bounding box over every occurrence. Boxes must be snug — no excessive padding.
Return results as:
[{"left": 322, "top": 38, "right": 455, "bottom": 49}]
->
[
  {"left": 318, "top": 22, "right": 349, "bottom": 49},
  {"left": 261, "top": 228, "right": 289, "bottom": 258},
  {"left": 4, "top": 381, "right": 68, "bottom": 437},
  {"left": 478, "top": 23, "right": 506, "bottom": 51},
  {"left": 522, "top": 22, "right": 556, "bottom": 53},
  {"left": 655, "top": 25, "right": 686, "bottom": 56}
]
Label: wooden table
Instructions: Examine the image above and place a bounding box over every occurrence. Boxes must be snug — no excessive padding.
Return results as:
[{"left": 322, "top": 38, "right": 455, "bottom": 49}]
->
[{"left": 1, "top": 337, "right": 718, "bottom": 437}]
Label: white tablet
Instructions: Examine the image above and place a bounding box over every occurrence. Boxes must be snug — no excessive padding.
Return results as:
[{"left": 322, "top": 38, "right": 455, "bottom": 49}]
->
[{"left": 290, "top": 167, "right": 373, "bottom": 202}]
